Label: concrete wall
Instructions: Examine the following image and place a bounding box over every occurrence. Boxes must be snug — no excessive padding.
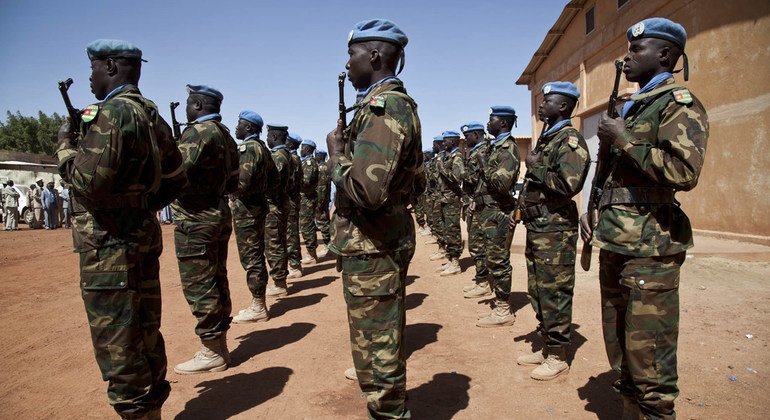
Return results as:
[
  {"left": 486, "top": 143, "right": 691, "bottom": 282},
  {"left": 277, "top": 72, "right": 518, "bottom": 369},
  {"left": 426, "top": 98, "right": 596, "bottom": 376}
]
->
[{"left": 523, "top": 0, "right": 770, "bottom": 239}]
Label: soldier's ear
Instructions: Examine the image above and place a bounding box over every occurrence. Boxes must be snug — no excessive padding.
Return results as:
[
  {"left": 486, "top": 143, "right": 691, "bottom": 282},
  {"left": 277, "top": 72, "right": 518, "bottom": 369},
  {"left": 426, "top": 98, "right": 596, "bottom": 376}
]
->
[{"left": 105, "top": 58, "right": 118, "bottom": 76}]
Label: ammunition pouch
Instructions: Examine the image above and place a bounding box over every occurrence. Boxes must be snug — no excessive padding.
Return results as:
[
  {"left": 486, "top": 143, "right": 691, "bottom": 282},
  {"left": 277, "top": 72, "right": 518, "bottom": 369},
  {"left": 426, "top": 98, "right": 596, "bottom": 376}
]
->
[{"left": 522, "top": 197, "right": 573, "bottom": 220}]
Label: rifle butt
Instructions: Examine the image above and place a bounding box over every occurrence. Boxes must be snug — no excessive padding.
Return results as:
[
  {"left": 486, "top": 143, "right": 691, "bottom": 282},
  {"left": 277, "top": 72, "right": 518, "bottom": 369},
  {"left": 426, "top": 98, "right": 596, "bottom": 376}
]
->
[{"left": 580, "top": 243, "right": 592, "bottom": 271}]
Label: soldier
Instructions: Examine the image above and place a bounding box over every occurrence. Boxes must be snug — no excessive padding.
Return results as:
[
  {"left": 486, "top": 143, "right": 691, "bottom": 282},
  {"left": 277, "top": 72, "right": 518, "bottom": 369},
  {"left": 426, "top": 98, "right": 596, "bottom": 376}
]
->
[
  {"left": 285, "top": 132, "right": 304, "bottom": 279},
  {"left": 299, "top": 139, "right": 320, "bottom": 264},
  {"left": 171, "top": 84, "right": 239, "bottom": 374},
  {"left": 435, "top": 131, "right": 464, "bottom": 275},
  {"left": 230, "top": 110, "right": 276, "bottom": 323},
  {"left": 515, "top": 82, "right": 590, "bottom": 380},
  {"left": 264, "top": 125, "right": 292, "bottom": 297},
  {"left": 414, "top": 151, "right": 431, "bottom": 236},
  {"left": 427, "top": 135, "right": 446, "bottom": 249},
  {"left": 3, "top": 180, "right": 19, "bottom": 231},
  {"left": 476, "top": 106, "right": 520, "bottom": 327},
  {"left": 461, "top": 122, "right": 492, "bottom": 298},
  {"left": 55, "top": 39, "right": 186, "bottom": 419},
  {"left": 327, "top": 19, "right": 421, "bottom": 418},
  {"left": 314, "top": 150, "right": 332, "bottom": 256},
  {"left": 580, "top": 18, "right": 708, "bottom": 418}
]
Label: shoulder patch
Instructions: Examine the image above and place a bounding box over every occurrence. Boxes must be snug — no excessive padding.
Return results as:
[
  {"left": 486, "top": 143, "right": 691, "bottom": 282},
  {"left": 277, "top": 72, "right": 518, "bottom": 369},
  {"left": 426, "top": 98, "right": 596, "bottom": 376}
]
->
[
  {"left": 567, "top": 136, "right": 579, "bottom": 150},
  {"left": 238, "top": 144, "right": 247, "bottom": 152},
  {"left": 369, "top": 95, "right": 386, "bottom": 109},
  {"left": 81, "top": 104, "right": 99, "bottom": 123},
  {"left": 672, "top": 89, "right": 693, "bottom": 105}
]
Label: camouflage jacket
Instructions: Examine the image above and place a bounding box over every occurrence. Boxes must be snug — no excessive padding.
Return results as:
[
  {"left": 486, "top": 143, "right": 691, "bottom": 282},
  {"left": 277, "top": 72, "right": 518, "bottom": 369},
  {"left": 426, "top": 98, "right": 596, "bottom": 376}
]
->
[
  {"left": 464, "top": 141, "right": 489, "bottom": 198},
  {"left": 477, "top": 133, "right": 520, "bottom": 211},
  {"left": 267, "top": 146, "right": 291, "bottom": 206},
  {"left": 171, "top": 116, "right": 239, "bottom": 222},
  {"left": 439, "top": 147, "right": 465, "bottom": 201},
  {"left": 330, "top": 78, "right": 422, "bottom": 255},
  {"left": 594, "top": 77, "right": 709, "bottom": 257},
  {"left": 523, "top": 122, "right": 590, "bottom": 232},
  {"left": 300, "top": 156, "right": 319, "bottom": 197},
  {"left": 287, "top": 151, "right": 302, "bottom": 201},
  {"left": 55, "top": 85, "right": 187, "bottom": 249},
  {"left": 316, "top": 160, "right": 331, "bottom": 205},
  {"left": 231, "top": 135, "right": 275, "bottom": 215},
  {"left": 430, "top": 152, "right": 446, "bottom": 197}
]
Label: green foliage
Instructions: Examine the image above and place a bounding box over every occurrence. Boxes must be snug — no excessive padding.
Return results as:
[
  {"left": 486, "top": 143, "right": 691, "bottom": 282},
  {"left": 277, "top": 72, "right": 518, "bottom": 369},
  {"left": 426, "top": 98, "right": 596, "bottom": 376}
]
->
[{"left": 0, "top": 111, "right": 65, "bottom": 155}]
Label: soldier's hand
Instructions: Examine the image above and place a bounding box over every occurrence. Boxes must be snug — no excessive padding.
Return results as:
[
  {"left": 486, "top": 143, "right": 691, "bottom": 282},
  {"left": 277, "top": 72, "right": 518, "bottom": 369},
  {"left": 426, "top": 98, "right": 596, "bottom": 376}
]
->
[
  {"left": 579, "top": 212, "right": 592, "bottom": 242},
  {"left": 525, "top": 150, "right": 541, "bottom": 168},
  {"left": 597, "top": 111, "right": 625, "bottom": 147},
  {"left": 57, "top": 119, "right": 75, "bottom": 146},
  {"left": 326, "top": 119, "right": 345, "bottom": 156}
]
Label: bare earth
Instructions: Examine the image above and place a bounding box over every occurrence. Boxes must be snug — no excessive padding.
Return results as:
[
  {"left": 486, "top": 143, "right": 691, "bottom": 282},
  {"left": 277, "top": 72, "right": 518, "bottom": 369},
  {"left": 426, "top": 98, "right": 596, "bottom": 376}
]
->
[{"left": 1, "top": 223, "right": 769, "bottom": 419}]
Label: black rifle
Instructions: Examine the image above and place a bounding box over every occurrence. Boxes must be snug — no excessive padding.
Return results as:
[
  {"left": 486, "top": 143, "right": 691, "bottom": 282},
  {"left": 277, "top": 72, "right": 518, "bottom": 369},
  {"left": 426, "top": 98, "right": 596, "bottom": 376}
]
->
[
  {"left": 169, "top": 101, "right": 184, "bottom": 143},
  {"left": 57, "top": 78, "right": 81, "bottom": 144},
  {"left": 580, "top": 59, "right": 624, "bottom": 271},
  {"left": 337, "top": 72, "right": 359, "bottom": 128}
]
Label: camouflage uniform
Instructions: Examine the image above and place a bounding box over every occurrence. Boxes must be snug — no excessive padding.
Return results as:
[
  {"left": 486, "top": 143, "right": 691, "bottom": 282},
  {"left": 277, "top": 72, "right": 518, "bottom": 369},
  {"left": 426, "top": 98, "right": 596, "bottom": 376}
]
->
[
  {"left": 299, "top": 155, "right": 319, "bottom": 256},
  {"left": 465, "top": 141, "right": 489, "bottom": 284},
  {"left": 330, "top": 79, "right": 422, "bottom": 419},
  {"left": 315, "top": 159, "right": 332, "bottom": 245},
  {"left": 413, "top": 160, "right": 428, "bottom": 229},
  {"left": 265, "top": 145, "right": 291, "bottom": 283},
  {"left": 56, "top": 85, "right": 186, "bottom": 418},
  {"left": 477, "top": 132, "right": 520, "bottom": 300},
  {"left": 593, "top": 77, "right": 708, "bottom": 419},
  {"left": 286, "top": 150, "right": 303, "bottom": 268},
  {"left": 171, "top": 114, "right": 239, "bottom": 341},
  {"left": 438, "top": 149, "right": 464, "bottom": 258},
  {"left": 429, "top": 152, "right": 446, "bottom": 248},
  {"left": 522, "top": 122, "right": 589, "bottom": 356},
  {"left": 230, "top": 134, "right": 276, "bottom": 299}
]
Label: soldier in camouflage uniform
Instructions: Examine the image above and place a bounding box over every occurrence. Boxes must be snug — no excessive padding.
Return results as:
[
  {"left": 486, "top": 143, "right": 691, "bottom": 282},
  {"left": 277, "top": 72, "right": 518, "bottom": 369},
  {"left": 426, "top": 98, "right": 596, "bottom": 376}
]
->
[
  {"left": 460, "top": 122, "right": 492, "bottom": 298},
  {"left": 427, "top": 136, "right": 446, "bottom": 249},
  {"left": 413, "top": 151, "right": 430, "bottom": 235},
  {"left": 171, "top": 84, "right": 239, "bottom": 375},
  {"left": 285, "top": 133, "right": 304, "bottom": 279},
  {"left": 327, "top": 19, "right": 422, "bottom": 419},
  {"left": 580, "top": 18, "right": 708, "bottom": 419},
  {"left": 264, "top": 125, "right": 292, "bottom": 297},
  {"left": 435, "top": 131, "right": 464, "bottom": 275},
  {"left": 475, "top": 106, "right": 520, "bottom": 328},
  {"left": 56, "top": 39, "right": 187, "bottom": 419},
  {"left": 314, "top": 150, "right": 331, "bottom": 256},
  {"left": 299, "top": 139, "right": 319, "bottom": 264},
  {"left": 515, "top": 82, "right": 590, "bottom": 380},
  {"left": 230, "top": 111, "right": 276, "bottom": 323}
]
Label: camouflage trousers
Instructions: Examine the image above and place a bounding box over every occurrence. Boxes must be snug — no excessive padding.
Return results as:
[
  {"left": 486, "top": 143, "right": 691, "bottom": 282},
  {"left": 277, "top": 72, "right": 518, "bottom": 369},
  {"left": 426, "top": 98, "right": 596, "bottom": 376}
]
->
[
  {"left": 265, "top": 199, "right": 289, "bottom": 282},
  {"left": 600, "top": 249, "right": 684, "bottom": 420},
  {"left": 414, "top": 194, "right": 427, "bottom": 228},
  {"left": 467, "top": 209, "right": 488, "bottom": 283},
  {"left": 430, "top": 193, "right": 444, "bottom": 248},
  {"left": 314, "top": 197, "right": 331, "bottom": 245},
  {"left": 230, "top": 198, "right": 268, "bottom": 298},
  {"left": 78, "top": 213, "right": 170, "bottom": 417},
  {"left": 479, "top": 206, "right": 512, "bottom": 300},
  {"left": 525, "top": 230, "right": 577, "bottom": 351},
  {"left": 341, "top": 248, "right": 414, "bottom": 419},
  {"left": 287, "top": 196, "right": 302, "bottom": 268},
  {"left": 440, "top": 197, "right": 463, "bottom": 258},
  {"left": 174, "top": 217, "right": 233, "bottom": 340},
  {"left": 300, "top": 194, "right": 318, "bottom": 254}
]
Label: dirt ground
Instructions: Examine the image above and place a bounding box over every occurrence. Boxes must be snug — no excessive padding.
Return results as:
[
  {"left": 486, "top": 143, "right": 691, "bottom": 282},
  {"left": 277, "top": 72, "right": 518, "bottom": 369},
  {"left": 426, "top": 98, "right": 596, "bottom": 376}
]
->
[{"left": 1, "top": 222, "right": 769, "bottom": 419}]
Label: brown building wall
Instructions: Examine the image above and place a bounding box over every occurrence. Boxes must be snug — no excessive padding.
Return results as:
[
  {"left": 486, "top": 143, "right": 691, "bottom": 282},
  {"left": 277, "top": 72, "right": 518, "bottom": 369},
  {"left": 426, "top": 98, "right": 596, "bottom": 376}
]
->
[{"left": 520, "top": 0, "right": 770, "bottom": 239}]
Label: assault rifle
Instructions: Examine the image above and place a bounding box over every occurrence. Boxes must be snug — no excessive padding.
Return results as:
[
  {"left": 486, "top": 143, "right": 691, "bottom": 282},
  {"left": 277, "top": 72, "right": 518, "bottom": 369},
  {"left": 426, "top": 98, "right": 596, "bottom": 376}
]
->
[
  {"left": 337, "top": 72, "right": 359, "bottom": 127},
  {"left": 169, "top": 101, "right": 184, "bottom": 143},
  {"left": 57, "top": 78, "right": 81, "bottom": 144},
  {"left": 579, "top": 59, "right": 624, "bottom": 271}
]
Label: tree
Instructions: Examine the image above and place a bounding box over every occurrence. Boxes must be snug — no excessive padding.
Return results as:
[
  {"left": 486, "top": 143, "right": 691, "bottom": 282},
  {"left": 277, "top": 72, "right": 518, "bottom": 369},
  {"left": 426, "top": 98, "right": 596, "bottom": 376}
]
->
[{"left": 0, "top": 111, "right": 65, "bottom": 155}]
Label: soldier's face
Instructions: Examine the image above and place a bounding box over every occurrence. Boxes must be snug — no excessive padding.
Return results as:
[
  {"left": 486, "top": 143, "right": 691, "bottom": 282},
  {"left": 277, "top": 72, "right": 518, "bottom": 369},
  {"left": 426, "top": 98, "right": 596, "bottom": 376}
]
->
[
  {"left": 539, "top": 94, "right": 562, "bottom": 123},
  {"left": 487, "top": 116, "right": 503, "bottom": 137},
  {"left": 234, "top": 119, "right": 247, "bottom": 140},
  {"left": 89, "top": 59, "right": 109, "bottom": 100},
  {"left": 624, "top": 38, "right": 662, "bottom": 84},
  {"left": 300, "top": 145, "right": 314, "bottom": 157},
  {"left": 346, "top": 43, "right": 372, "bottom": 90}
]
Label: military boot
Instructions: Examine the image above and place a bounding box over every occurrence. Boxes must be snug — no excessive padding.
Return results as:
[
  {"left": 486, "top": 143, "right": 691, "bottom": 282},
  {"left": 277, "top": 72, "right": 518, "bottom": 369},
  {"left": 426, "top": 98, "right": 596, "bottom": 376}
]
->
[
  {"left": 476, "top": 299, "right": 515, "bottom": 327},
  {"left": 287, "top": 266, "right": 303, "bottom": 279},
  {"left": 344, "top": 367, "right": 357, "bottom": 381},
  {"left": 517, "top": 349, "right": 546, "bottom": 366},
  {"left": 530, "top": 348, "right": 569, "bottom": 380},
  {"left": 440, "top": 258, "right": 461, "bottom": 276},
  {"left": 233, "top": 297, "right": 269, "bottom": 323},
  {"left": 462, "top": 283, "right": 478, "bottom": 292},
  {"left": 429, "top": 251, "right": 446, "bottom": 261},
  {"left": 266, "top": 280, "right": 289, "bottom": 297},
  {"left": 317, "top": 244, "right": 329, "bottom": 258},
  {"left": 301, "top": 249, "right": 318, "bottom": 264},
  {"left": 463, "top": 282, "right": 491, "bottom": 298},
  {"left": 174, "top": 334, "right": 230, "bottom": 374},
  {"left": 435, "top": 260, "right": 452, "bottom": 272}
]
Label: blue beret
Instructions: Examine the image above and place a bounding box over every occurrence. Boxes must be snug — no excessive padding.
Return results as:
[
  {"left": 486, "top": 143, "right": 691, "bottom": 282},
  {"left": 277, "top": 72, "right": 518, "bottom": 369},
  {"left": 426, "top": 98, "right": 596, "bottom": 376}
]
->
[
  {"left": 86, "top": 39, "right": 146, "bottom": 62},
  {"left": 287, "top": 132, "right": 302, "bottom": 143},
  {"left": 433, "top": 135, "right": 444, "bottom": 142},
  {"left": 186, "top": 84, "right": 223, "bottom": 102},
  {"left": 301, "top": 139, "right": 316, "bottom": 148},
  {"left": 489, "top": 106, "right": 516, "bottom": 117},
  {"left": 442, "top": 131, "right": 461, "bottom": 139},
  {"left": 316, "top": 150, "right": 328, "bottom": 156},
  {"left": 542, "top": 81, "right": 580, "bottom": 100},
  {"left": 627, "top": 18, "right": 686, "bottom": 50},
  {"left": 461, "top": 121, "right": 485, "bottom": 133},
  {"left": 267, "top": 124, "right": 289, "bottom": 132},
  {"left": 238, "top": 111, "right": 263, "bottom": 127},
  {"left": 348, "top": 19, "right": 408, "bottom": 48}
]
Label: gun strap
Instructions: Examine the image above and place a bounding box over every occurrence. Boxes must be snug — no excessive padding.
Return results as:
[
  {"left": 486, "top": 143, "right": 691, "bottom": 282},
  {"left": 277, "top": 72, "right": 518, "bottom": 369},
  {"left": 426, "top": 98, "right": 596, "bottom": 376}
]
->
[{"left": 599, "top": 187, "right": 675, "bottom": 209}]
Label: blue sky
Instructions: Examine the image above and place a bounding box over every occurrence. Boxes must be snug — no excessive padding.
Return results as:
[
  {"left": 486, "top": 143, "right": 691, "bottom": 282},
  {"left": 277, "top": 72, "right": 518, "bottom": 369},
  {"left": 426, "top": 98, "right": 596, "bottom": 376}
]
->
[{"left": 0, "top": 0, "right": 566, "bottom": 150}]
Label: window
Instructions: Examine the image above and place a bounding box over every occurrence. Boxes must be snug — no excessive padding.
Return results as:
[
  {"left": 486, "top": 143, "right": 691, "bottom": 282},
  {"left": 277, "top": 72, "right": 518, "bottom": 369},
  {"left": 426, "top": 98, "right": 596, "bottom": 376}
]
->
[
  {"left": 618, "top": 0, "right": 630, "bottom": 9},
  {"left": 585, "top": 6, "right": 595, "bottom": 35}
]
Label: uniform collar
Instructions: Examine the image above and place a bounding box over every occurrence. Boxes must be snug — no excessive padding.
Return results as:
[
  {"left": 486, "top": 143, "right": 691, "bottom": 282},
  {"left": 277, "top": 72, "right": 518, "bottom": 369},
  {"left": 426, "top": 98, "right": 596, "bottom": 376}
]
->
[
  {"left": 622, "top": 73, "right": 673, "bottom": 118},
  {"left": 270, "top": 144, "right": 287, "bottom": 151},
  {"left": 243, "top": 134, "right": 259, "bottom": 142},
  {"left": 543, "top": 119, "right": 571, "bottom": 137},
  {"left": 469, "top": 141, "right": 485, "bottom": 153},
  {"left": 357, "top": 76, "right": 399, "bottom": 104},
  {"left": 104, "top": 84, "right": 135, "bottom": 101},
  {"left": 493, "top": 131, "right": 511, "bottom": 146},
  {"left": 194, "top": 113, "right": 222, "bottom": 123},
  {"left": 301, "top": 154, "right": 313, "bottom": 161}
]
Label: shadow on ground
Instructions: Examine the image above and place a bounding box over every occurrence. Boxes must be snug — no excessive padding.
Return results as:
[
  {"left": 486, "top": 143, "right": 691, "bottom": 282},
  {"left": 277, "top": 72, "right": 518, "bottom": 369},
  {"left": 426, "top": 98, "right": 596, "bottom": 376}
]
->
[
  {"left": 230, "top": 322, "right": 315, "bottom": 365},
  {"left": 298, "top": 262, "right": 335, "bottom": 277},
  {"left": 577, "top": 370, "right": 622, "bottom": 419},
  {"left": 476, "top": 291, "right": 530, "bottom": 313},
  {"left": 408, "top": 372, "right": 471, "bottom": 419},
  {"left": 406, "top": 293, "right": 428, "bottom": 311},
  {"left": 289, "top": 276, "right": 336, "bottom": 294},
  {"left": 175, "top": 367, "right": 293, "bottom": 420},
  {"left": 269, "top": 293, "right": 327, "bottom": 318},
  {"left": 405, "top": 322, "right": 441, "bottom": 360}
]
